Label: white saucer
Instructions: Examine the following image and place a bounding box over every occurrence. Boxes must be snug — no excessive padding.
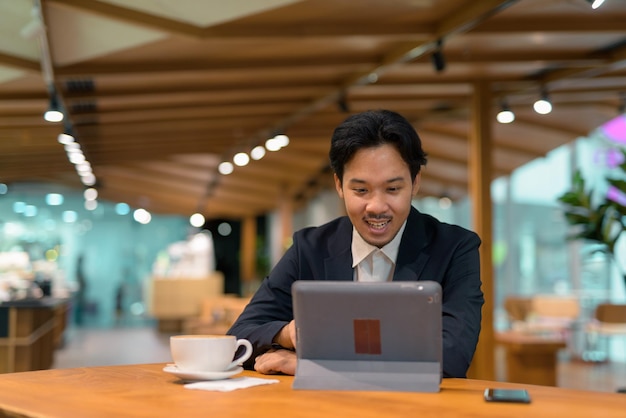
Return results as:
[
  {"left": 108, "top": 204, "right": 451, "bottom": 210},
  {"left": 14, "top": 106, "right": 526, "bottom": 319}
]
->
[{"left": 163, "top": 365, "right": 244, "bottom": 382}]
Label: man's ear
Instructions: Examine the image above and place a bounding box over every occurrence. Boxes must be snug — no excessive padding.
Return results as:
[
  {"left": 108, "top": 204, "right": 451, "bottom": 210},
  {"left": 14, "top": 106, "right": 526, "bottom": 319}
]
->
[
  {"left": 334, "top": 173, "right": 344, "bottom": 198},
  {"left": 412, "top": 171, "right": 421, "bottom": 197}
]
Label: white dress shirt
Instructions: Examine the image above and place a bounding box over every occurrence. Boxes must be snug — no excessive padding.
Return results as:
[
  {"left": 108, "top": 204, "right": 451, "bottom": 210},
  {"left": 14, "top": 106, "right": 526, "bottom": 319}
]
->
[{"left": 351, "top": 221, "right": 407, "bottom": 282}]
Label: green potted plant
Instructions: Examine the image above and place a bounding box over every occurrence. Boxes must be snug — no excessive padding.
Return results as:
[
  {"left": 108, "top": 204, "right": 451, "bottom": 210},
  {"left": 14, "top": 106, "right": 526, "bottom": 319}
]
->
[{"left": 557, "top": 148, "right": 626, "bottom": 289}]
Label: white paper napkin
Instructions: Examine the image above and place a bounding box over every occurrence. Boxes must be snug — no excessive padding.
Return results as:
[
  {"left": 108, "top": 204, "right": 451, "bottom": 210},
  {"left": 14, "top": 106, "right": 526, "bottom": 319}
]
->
[{"left": 184, "top": 377, "right": 280, "bottom": 392}]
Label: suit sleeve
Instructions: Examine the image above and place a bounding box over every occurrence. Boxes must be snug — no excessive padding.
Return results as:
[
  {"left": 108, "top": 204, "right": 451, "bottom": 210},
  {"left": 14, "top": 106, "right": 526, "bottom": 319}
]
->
[
  {"left": 226, "top": 238, "right": 300, "bottom": 369},
  {"left": 440, "top": 231, "right": 483, "bottom": 378}
]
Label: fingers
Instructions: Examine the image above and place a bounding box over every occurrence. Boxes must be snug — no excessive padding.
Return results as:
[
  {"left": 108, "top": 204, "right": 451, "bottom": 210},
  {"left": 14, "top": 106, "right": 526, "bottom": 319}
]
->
[{"left": 254, "top": 349, "right": 297, "bottom": 375}]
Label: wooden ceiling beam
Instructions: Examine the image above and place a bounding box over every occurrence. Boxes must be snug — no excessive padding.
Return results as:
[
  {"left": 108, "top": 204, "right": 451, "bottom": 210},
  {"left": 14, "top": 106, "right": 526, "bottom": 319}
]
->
[
  {"left": 207, "top": 176, "right": 282, "bottom": 200},
  {"left": 473, "top": 16, "right": 626, "bottom": 33},
  {"left": 56, "top": 60, "right": 374, "bottom": 78},
  {"left": 73, "top": 103, "right": 305, "bottom": 124},
  {"left": 117, "top": 162, "right": 214, "bottom": 184},
  {"left": 64, "top": 86, "right": 331, "bottom": 102},
  {"left": 207, "top": 187, "right": 280, "bottom": 209},
  {"left": 200, "top": 197, "right": 269, "bottom": 219},
  {"left": 97, "top": 167, "right": 206, "bottom": 194},
  {"left": 0, "top": 51, "right": 41, "bottom": 72},
  {"left": 75, "top": 116, "right": 272, "bottom": 136}
]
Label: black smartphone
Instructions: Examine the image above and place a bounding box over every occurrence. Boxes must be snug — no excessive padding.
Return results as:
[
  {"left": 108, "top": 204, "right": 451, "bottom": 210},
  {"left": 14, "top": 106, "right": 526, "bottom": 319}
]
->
[{"left": 484, "top": 388, "right": 531, "bottom": 404}]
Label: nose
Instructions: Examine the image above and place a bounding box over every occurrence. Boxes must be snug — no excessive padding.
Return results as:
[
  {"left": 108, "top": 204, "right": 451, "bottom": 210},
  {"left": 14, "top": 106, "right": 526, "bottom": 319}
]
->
[{"left": 366, "top": 191, "right": 388, "bottom": 214}]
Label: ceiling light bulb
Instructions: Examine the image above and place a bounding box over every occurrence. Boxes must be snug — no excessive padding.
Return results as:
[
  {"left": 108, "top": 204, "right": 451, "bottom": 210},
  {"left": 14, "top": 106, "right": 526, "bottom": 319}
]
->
[
  {"left": 133, "top": 208, "right": 151, "bottom": 225},
  {"left": 250, "top": 145, "right": 266, "bottom": 160},
  {"left": 58, "top": 133, "right": 74, "bottom": 144},
  {"left": 69, "top": 153, "right": 86, "bottom": 164},
  {"left": 44, "top": 94, "right": 64, "bottom": 122},
  {"left": 274, "top": 134, "right": 290, "bottom": 148},
  {"left": 84, "top": 200, "right": 98, "bottom": 211},
  {"left": 265, "top": 137, "right": 281, "bottom": 151},
  {"left": 218, "top": 161, "right": 234, "bottom": 175},
  {"left": 233, "top": 152, "right": 250, "bottom": 166},
  {"left": 77, "top": 164, "right": 93, "bottom": 174},
  {"left": 497, "top": 109, "right": 515, "bottom": 124},
  {"left": 533, "top": 98, "right": 552, "bottom": 115},
  {"left": 438, "top": 197, "right": 452, "bottom": 209},
  {"left": 64, "top": 142, "right": 81, "bottom": 152},
  {"left": 588, "top": 0, "right": 605, "bottom": 9},
  {"left": 81, "top": 173, "right": 96, "bottom": 186},
  {"left": 84, "top": 188, "right": 98, "bottom": 201},
  {"left": 189, "top": 213, "right": 205, "bottom": 228},
  {"left": 44, "top": 109, "right": 63, "bottom": 123}
]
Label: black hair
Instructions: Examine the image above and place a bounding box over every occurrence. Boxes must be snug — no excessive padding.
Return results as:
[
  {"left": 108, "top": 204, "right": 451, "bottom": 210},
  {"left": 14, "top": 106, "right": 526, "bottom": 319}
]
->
[{"left": 329, "top": 109, "right": 428, "bottom": 184}]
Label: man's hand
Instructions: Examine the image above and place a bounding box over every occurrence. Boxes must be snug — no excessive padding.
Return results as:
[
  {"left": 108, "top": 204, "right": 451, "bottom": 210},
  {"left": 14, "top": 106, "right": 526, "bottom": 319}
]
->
[
  {"left": 254, "top": 349, "right": 296, "bottom": 375},
  {"left": 273, "top": 320, "right": 297, "bottom": 349}
]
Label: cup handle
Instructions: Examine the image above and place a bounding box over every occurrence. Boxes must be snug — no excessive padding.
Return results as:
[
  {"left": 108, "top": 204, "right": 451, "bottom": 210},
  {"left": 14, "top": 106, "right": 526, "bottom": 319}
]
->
[{"left": 229, "top": 339, "right": 253, "bottom": 369}]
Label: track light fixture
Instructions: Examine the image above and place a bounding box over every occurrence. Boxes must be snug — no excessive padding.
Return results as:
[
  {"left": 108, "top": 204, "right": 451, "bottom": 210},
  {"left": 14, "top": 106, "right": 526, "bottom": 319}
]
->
[
  {"left": 44, "top": 91, "right": 64, "bottom": 122},
  {"left": 586, "top": 0, "right": 606, "bottom": 9},
  {"left": 58, "top": 120, "right": 75, "bottom": 144},
  {"left": 20, "top": 5, "right": 45, "bottom": 39},
  {"left": 337, "top": 93, "right": 350, "bottom": 113},
  {"left": 496, "top": 101, "right": 515, "bottom": 124},
  {"left": 431, "top": 39, "right": 446, "bottom": 73},
  {"left": 533, "top": 89, "right": 552, "bottom": 115}
]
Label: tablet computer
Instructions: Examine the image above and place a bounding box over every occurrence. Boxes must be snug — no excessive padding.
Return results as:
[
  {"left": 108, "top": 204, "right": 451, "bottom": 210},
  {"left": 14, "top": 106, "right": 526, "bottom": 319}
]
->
[{"left": 292, "top": 280, "right": 442, "bottom": 392}]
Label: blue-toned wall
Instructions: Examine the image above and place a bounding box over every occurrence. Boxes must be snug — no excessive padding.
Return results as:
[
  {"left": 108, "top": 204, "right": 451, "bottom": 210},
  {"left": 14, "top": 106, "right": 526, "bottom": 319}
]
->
[{"left": 0, "top": 184, "right": 189, "bottom": 327}]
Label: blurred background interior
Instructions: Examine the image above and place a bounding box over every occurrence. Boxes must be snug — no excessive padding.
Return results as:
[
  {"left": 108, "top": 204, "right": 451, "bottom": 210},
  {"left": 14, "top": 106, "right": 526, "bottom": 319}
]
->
[{"left": 1, "top": 0, "right": 625, "bottom": 393}]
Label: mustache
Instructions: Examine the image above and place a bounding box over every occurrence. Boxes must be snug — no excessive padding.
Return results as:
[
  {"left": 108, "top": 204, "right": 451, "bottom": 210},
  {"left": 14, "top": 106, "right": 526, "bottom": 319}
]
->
[{"left": 364, "top": 214, "right": 391, "bottom": 221}]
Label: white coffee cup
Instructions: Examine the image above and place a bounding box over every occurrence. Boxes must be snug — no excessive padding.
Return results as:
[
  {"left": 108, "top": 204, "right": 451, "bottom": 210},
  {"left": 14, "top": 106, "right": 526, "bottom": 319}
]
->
[{"left": 170, "top": 335, "right": 253, "bottom": 372}]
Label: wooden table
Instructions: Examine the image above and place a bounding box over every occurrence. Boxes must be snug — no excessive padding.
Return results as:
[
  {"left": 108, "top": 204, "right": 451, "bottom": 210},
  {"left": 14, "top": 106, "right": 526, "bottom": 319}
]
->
[
  {"left": 0, "top": 363, "right": 624, "bottom": 418},
  {"left": 496, "top": 331, "right": 567, "bottom": 386},
  {"left": 0, "top": 298, "right": 69, "bottom": 374}
]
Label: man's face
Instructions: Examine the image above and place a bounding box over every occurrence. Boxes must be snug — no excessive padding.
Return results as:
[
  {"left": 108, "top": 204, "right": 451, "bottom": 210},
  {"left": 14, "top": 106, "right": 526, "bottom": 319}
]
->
[{"left": 334, "top": 143, "right": 420, "bottom": 248}]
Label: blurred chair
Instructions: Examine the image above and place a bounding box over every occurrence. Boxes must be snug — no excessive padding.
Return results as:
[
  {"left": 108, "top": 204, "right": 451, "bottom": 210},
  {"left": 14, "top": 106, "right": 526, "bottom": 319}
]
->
[
  {"left": 503, "top": 294, "right": 580, "bottom": 359},
  {"left": 504, "top": 295, "right": 580, "bottom": 334},
  {"left": 584, "top": 303, "right": 626, "bottom": 362},
  {"left": 183, "top": 295, "right": 250, "bottom": 335},
  {"left": 529, "top": 295, "right": 580, "bottom": 331},
  {"left": 594, "top": 303, "right": 626, "bottom": 325},
  {"left": 503, "top": 296, "right": 533, "bottom": 324}
]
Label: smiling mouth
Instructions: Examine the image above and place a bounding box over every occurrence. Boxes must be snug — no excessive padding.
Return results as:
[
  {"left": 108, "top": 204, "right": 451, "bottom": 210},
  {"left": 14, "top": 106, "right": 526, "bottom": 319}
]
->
[{"left": 366, "top": 219, "right": 390, "bottom": 229}]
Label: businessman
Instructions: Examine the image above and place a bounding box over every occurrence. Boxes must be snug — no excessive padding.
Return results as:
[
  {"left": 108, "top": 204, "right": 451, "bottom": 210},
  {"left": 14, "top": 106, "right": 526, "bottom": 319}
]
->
[{"left": 228, "top": 109, "right": 484, "bottom": 378}]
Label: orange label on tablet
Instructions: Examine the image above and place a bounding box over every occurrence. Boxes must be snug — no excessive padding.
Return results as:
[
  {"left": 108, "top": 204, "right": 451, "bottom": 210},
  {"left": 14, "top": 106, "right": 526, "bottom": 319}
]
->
[{"left": 353, "top": 319, "right": 382, "bottom": 355}]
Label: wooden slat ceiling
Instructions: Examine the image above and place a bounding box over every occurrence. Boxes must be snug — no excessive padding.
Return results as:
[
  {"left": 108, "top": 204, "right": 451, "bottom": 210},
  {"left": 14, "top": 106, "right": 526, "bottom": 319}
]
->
[{"left": 1, "top": 0, "right": 625, "bottom": 220}]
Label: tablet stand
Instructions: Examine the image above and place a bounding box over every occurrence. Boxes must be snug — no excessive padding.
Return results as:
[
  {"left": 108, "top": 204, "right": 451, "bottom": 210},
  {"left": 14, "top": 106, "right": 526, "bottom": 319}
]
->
[{"left": 293, "top": 359, "right": 441, "bottom": 392}]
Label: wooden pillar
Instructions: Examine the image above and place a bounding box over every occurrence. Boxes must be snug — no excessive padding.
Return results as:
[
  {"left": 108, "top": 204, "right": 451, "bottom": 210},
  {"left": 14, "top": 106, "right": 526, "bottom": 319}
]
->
[
  {"left": 240, "top": 215, "right": 257, "bottom": 290},
  {"left": 467, "top": 80, "right": 495, "bottom": 380},
  {"left": 270, "top": 188, "right": 294, "bottom": 267},
  {"left": 279, "top": 188, "right": 294, "bottom": 251}
]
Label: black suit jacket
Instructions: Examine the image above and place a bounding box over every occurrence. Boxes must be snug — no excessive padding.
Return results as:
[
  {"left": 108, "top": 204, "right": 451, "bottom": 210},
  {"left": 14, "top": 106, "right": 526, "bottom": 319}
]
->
[{"left": 228, "top": 207, "right": 484, "bottom": 378}]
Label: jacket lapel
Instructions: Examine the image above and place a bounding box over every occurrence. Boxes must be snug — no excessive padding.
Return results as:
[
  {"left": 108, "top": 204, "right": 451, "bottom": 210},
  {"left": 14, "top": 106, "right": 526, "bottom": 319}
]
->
[
  {"left": 393, "top": 207, "right": 430, "bottom": 282},
  {"left": 324, "top": 217, "right": 354, "bottom": 281}
]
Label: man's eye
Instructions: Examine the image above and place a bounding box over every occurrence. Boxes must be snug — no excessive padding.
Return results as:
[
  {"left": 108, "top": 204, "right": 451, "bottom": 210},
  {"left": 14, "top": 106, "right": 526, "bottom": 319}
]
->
[{"left": 353, "top": 188, "right": 367, "bottom": 194}]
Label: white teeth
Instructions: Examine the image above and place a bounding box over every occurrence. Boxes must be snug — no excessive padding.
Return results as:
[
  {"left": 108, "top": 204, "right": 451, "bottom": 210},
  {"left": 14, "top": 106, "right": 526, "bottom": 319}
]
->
[{"left": 368, "top": 221, "right": 388, "bottom": 229}]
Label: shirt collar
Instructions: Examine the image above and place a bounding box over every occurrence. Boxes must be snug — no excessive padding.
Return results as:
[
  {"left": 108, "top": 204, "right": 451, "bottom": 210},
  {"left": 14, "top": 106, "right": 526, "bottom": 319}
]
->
[{"left": 351, "top": 220, "right": 407, "bottom": 268}]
